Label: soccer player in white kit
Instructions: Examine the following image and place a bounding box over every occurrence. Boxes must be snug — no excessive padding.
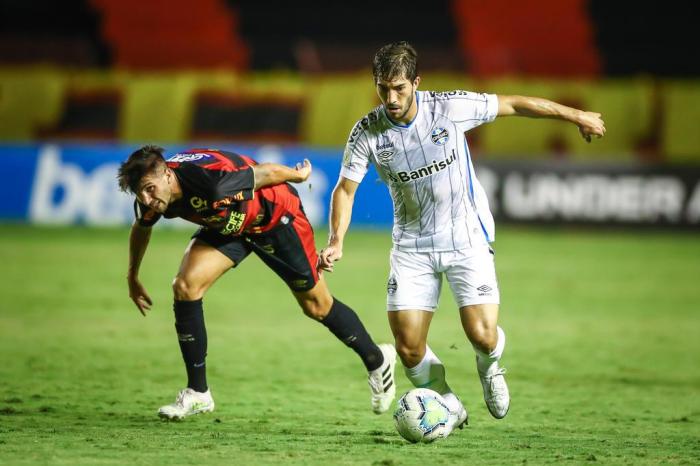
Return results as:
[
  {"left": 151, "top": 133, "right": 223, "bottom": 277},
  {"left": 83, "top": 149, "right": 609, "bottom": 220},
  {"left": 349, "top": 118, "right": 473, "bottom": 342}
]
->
[{"left": 318, "top": 41, "right": 606, "bottom": 430}]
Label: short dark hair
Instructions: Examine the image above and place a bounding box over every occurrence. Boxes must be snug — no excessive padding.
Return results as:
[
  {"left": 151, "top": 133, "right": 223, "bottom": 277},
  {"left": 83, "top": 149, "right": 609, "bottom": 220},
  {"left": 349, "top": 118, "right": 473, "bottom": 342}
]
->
[
  {"left": 372, "top": 41, "right": 419, "bottom": 83},
  {"left": 117, "top": 144, "right": 166, "bottom": 193}
]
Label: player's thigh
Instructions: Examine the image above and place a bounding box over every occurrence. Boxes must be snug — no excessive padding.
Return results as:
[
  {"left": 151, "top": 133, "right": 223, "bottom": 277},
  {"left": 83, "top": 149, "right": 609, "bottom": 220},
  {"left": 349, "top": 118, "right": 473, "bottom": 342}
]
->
[
  {"left": 176, "top": 238, "right": 237, "bottom": 291},
  {"left": 387, "top": 249, "right": 441, "bottom": 312},
  {"left": 443, "top": 246, "right": 500, "bottom": 309}
]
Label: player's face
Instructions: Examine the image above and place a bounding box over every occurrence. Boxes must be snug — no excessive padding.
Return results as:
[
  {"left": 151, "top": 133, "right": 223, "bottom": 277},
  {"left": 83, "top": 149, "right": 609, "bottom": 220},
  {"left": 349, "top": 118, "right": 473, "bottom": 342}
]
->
[
  {"left": 376, "top": 75, "right": 421, "bottom": 124},
  {"left": 137, "top": 168, "right": 173, "bottom": 213}
]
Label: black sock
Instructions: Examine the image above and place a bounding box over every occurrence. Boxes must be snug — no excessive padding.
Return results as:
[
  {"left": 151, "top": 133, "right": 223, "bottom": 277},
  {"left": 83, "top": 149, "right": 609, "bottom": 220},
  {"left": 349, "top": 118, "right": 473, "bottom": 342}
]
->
[
  {"left": 173, "top": 299, "right": 208, "bottom": 392},
  {"left": 320, "top": 298, "right": 384, "bottom": 371}
]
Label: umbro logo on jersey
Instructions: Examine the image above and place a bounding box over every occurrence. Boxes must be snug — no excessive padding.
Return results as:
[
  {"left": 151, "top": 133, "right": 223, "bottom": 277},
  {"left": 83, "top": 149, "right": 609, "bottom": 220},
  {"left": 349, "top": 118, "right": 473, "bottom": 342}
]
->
[
  {"left": 376, "top": 136, "right": 395, "bottom": 164},
  {"left": 431, "top": 127, "right": 449, "bottom": 145},
  {"left": 477, "top": 284, "right": 493, "bottom": 296},
  {"left": 376, "top": 150, "right": 395, "bottom": 165}
]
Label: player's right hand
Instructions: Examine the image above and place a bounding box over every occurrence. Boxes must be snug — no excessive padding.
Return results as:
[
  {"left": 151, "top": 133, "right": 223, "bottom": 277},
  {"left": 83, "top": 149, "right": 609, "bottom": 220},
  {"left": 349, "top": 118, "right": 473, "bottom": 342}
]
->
[
  {"left": 294, "top": 159, "right": 312, "bottom": 182},
  {"left": 577, "top": 111, "right": 606, "bottom": 142},
  {"left": 317, "top": 244, "right": 343, "bottom": 273},
  {"left": 127, "top": 276, "right": 153, "bottom": 316}
]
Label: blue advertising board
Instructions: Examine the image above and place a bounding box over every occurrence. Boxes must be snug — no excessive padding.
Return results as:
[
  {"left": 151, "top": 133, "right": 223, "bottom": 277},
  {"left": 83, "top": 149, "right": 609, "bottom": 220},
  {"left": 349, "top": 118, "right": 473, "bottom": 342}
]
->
[
  {"left": 1, "top": 143, "right": 698, "bottom": 229},
  {"left": 0, "top": 143, "right": 395, "bottom": 228}
]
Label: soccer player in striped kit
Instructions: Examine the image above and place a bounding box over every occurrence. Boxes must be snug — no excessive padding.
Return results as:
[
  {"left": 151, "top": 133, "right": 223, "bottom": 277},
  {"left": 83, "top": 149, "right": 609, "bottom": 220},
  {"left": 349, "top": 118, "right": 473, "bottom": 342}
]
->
[
  {"left": 318, "top": 41, "right": 606, "bottom": 431},
  {"left": 118, "top": 145, "right": 397, "bottom": 419}
]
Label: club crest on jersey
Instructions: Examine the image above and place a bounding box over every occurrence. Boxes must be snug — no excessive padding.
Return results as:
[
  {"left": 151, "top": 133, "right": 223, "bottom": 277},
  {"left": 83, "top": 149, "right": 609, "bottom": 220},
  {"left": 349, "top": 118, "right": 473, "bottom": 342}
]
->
[
  {"left": 431, "top": 127, "right": 449, "bottom": 145},
  {"left": 167, "top": 153, "right": 212, "bottom": 163},
  {"left": 387, "top": 276, "right": 397, "bottom": 295}
]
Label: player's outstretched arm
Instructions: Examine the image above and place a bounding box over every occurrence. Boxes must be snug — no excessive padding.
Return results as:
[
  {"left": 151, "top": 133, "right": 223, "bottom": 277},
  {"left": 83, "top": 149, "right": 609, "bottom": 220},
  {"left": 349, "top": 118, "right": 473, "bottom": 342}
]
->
[
  {"left": 253, "top": 159, "right": 312, "bottom": 189},
  {"left": 318, "top": 177, "right": 359, "bottom": 273},
  {"left": 497, "top": 94, "right": 606, "bottom": 142},
  {"left": 127, "top": 222, "right": 153, "bottom": 316}
]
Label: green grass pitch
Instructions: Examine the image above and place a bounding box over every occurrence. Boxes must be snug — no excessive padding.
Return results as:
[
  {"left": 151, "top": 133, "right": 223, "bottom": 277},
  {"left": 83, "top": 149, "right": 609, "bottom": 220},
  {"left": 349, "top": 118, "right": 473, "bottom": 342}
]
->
[{"left": 0, "top": 225, "right": 698, "bottom": 465}]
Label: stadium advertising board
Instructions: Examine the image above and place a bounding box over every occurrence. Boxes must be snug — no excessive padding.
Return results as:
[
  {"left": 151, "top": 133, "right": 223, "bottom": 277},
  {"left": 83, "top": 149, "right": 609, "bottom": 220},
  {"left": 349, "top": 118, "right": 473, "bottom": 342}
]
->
[
  {"left": 476, "top": 161, "right": 700, "bottom": 229},
  {"left": 0, "top": 143, "right": 698, "bottom": 229}
]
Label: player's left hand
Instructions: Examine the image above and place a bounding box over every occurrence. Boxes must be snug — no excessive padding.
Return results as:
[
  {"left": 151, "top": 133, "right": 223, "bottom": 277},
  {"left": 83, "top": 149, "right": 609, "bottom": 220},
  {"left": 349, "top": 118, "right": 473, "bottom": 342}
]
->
[
  {"left": 318, "top": 244, "right": 343, "bottom": 273},
  {"left": 295, "top": 159, "right": 312, "bottom": 182},
  {"left": 128, "top": 276, "right": 153, "bottom": 316},
  {"left": 577, "top": 111, "right": 606, "bottom": 142}
]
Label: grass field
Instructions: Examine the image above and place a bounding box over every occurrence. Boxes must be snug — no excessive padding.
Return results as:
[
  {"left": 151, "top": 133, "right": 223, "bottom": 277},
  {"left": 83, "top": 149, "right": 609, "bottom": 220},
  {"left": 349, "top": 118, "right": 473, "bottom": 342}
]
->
[{"left": 0, "top": 225, "right": 699, "bottom": 465}]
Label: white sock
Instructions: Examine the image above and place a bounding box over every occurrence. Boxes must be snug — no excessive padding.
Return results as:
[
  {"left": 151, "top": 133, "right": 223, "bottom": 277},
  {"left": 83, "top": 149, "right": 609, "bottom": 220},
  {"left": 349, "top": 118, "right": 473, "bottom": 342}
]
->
[
  {"left": 404, "top": 345, "right": 461, "bottom": 413},
  {"left": 474, "top": 326, "right": 506, "bottom": 375}
]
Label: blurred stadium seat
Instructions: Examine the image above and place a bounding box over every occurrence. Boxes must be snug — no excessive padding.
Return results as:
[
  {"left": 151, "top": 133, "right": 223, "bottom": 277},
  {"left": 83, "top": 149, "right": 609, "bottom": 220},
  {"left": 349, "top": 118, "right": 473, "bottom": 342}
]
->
[
  {"left": 90, "top": 0, "right": 248, "bottom": 70},
  {"left": 190, "top": 90, "right": 302, "bottom": 143},
  {"left": 0, "top": 0, "right": 698, "bottom": 161},
  {"left": 452, "top": 0, "right": 600, "bottom": 78},
  {"left": 37, "top": 88, "right": 122, "bottom": 140},
  {"left": 0, "top": 0, "right": 108, "bottom": 66}
]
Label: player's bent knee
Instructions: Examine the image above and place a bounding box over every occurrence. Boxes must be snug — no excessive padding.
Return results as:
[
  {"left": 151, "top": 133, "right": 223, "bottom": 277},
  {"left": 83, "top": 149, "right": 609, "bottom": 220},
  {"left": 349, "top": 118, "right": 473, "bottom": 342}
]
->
[
  {"left": 172, "top": 276, "right": 206, "bottom": 301},
  {"left": 295, "top": 286, "right": 332, "bottom": 321},
  {"left": 300, "top": 299, "right": 330, "bottom": 320},
  {"left": 469, "top": 328, "right": 498, "bottom": 353},
  {"left": 395, "top": 343, "right": 425, "bottom": 367}
]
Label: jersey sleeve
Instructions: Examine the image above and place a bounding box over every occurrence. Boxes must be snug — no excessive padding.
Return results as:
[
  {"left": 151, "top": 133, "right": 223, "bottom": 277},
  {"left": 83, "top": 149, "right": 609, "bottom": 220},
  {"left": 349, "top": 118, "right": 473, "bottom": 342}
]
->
[
  {"left": 339, "top": 121, "right": 372, "bottom": 183},
  {"left": 432, "top": 91, "right": 499, "bottom": 131},
  {"left": 133, "top": 200, "right": 162, "bottom": 227},
  {"left": 210, "top": 167, "right": 255, "bottom": 203}
]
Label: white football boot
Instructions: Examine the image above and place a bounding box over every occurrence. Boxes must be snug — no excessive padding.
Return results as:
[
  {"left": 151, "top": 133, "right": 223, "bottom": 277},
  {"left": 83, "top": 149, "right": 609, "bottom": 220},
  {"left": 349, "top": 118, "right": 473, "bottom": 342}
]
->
[
  {"left": 158, "top": 388, "right": 215, "bottom": 420},
  {"left": 368, "top": 343, "right": 397, "bottom": 414},
  {"left": 446, "top": 398, "right": 468, "bottom": 434},
  {"left": 477, "top": 359, "right": 510, "bottom": 419}
]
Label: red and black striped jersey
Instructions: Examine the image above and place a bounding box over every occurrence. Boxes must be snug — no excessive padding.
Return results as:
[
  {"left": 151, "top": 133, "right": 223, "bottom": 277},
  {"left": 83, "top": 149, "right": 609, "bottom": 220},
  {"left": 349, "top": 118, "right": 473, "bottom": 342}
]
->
[{"left": 134, "top": 148, "right": 304, "bottom": 236}]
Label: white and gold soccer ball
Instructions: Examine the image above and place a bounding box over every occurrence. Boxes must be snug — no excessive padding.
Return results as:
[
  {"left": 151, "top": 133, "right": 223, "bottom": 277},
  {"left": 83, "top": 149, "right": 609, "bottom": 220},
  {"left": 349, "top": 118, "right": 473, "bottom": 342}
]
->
[{"left": 393, "top": 388, "right": 452, "bottom": 443}]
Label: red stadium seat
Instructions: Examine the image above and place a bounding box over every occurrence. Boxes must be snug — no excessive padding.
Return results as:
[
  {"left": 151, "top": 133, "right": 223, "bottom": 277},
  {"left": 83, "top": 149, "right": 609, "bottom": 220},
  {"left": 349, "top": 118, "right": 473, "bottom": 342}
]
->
[
  {"left": 452, "top": 0, "right": 600, "bottom": 77},
  {"left": 90, "top": 0, "right": 248, "bottom": 70}
]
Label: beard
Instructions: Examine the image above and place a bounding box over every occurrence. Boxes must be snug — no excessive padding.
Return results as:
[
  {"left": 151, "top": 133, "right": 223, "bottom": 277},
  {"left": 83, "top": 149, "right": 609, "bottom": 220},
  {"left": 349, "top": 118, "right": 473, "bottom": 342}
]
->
[{"left": 388, "top": 92, "right": 414, "bottom": 122}]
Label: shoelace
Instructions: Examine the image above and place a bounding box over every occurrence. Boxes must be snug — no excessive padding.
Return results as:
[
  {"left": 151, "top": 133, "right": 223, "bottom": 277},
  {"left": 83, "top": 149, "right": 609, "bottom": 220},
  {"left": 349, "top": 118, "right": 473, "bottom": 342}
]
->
[
  {"left": 484, "top": 368, "right": 508, "bottom": 397},
  {"left": 175, "top": 389, "right": 190, "bottom": 406}
]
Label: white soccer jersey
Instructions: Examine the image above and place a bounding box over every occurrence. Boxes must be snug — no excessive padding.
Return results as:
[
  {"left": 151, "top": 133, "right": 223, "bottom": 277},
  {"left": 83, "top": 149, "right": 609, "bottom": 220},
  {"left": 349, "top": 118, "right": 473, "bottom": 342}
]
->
[{"left": 340, "top": 90, "right": 498, "bottom": 252}]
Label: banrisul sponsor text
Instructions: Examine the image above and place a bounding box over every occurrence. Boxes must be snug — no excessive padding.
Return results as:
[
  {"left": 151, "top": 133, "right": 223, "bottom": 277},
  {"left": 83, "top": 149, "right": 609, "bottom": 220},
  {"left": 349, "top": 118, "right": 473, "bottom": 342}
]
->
[{"left": 387, "top": 151, "right": 457, "bottom": 183}]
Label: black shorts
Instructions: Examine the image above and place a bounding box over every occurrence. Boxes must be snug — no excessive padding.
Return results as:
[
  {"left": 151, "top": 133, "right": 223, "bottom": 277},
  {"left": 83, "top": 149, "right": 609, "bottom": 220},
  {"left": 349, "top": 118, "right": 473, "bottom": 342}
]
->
[{"left": 192, "top": 213, "right": 320, "bottom": 292}]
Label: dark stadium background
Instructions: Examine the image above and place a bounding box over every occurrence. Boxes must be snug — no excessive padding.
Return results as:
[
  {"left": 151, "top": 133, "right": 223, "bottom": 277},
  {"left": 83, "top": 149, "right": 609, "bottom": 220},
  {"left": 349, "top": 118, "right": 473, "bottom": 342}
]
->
[{"left": 1, "top": 0, "right": 699, "bottom": 229}]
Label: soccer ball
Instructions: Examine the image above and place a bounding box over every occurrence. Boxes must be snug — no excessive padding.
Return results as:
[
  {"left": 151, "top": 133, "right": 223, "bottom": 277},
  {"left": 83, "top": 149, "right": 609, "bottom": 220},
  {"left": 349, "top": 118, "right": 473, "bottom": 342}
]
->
[{"left": 393, "top": 388, "right": 452, "bottom": 443}]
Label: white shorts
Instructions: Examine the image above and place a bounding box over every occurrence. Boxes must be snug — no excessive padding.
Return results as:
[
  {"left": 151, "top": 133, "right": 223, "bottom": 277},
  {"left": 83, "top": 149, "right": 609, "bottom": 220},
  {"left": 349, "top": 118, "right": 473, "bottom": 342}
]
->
[{"left": 386, "top": 246, "right": 500, "bottom": 311}]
